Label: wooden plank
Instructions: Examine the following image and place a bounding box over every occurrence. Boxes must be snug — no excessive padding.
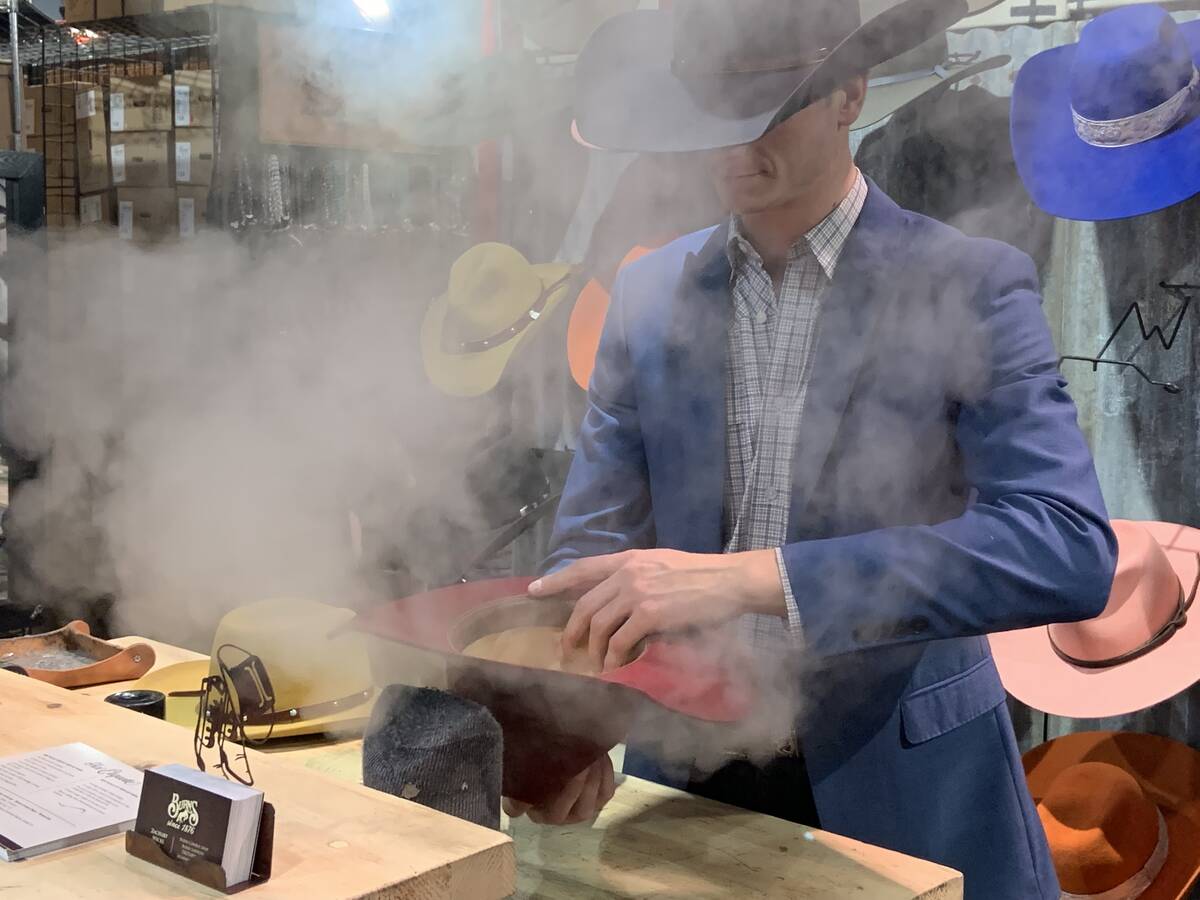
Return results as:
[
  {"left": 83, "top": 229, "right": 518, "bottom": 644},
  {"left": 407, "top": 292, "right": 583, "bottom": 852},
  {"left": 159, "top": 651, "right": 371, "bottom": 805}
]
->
[
  {"left": 0, "top": 671, "right": 514, "bottom": 900},
  {"left": 81, "top": 640, "right": 963, "bottom": 899}
]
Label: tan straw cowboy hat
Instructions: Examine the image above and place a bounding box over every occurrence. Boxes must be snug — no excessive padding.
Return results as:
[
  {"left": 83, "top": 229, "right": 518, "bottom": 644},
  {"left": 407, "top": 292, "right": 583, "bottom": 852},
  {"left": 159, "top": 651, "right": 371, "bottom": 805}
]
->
[{"left": 421, "top": 243, "right": 571, "bottom": 397}]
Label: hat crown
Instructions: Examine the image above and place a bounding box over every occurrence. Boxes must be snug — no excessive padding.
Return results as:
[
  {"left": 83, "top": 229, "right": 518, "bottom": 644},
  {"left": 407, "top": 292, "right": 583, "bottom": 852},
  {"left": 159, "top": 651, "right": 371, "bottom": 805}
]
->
[
  {"left": 210, "top": 599, "right": 373, "bottom": 712},
  {"left": 1069, "top": 6, "right": 1196, "bottom": 122},
  {"left": 671, "top": 0, "right": 861, "bottom": 74},
  {"left": 1048, "top": 519, "right": 1182, "bottom": 663},
  {"left": 1038, "top": 762, "right": 1163, "bottom": 893},
  {"left": 446, "top": 243, "right": 546, "bottom": 340}
]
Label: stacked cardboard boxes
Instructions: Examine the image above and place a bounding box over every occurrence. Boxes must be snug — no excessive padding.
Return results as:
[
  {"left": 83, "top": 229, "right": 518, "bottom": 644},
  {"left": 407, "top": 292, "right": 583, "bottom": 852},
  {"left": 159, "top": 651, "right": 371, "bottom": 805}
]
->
[
  {"left": 111, "top": 74, "right": 171, "bottom": 241},
  {"left": 64, "top": 0, "right": 309, "bottom": 22},
  {"left": 114, "top": 70, "right": 214, "bottom": 242}
]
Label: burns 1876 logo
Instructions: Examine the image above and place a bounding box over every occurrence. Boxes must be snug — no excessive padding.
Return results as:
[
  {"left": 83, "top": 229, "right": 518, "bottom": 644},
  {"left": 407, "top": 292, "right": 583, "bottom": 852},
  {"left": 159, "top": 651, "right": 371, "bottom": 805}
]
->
[{"left": 167, "top": 793, "right": 200, "bottom": 835}]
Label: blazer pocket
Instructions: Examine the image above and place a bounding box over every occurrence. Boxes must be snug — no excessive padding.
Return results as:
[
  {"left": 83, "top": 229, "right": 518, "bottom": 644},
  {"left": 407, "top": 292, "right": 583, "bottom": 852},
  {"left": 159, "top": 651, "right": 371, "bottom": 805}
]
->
[{"left": 900, "top": 656, "right": 1007, "bottom": 745}]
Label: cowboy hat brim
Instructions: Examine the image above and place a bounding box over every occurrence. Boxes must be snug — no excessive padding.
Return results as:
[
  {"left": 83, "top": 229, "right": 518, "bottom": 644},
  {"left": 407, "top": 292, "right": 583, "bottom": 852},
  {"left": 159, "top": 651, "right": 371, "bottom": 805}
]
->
[
  {"left": 852, "top": 54, "right": 1010, "bottom": 132},
  {"left": 131, "top": 660, "right": 377, "bottom": 741},
  {"left": 988, "top": 521, "right": 1200, "bottom": 719},
  {"left": 573, "top": 0, "right": 970, "bottom": 153},
  {"left": 1011, "top": 21, "right": 1200, "bottom": 221},
  {"left": 1024, "top": 731, "right": 1200, "bottom": 900},
  {"left": 421, "top": 263, "right": 571, "bottom": 398}
]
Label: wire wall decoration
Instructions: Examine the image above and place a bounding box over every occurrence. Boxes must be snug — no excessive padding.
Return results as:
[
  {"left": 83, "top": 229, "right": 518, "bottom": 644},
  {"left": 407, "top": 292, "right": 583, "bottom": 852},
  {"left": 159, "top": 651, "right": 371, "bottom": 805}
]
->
[{"left": 1059, "top": 281, "right": 1197, "bottom": 396}]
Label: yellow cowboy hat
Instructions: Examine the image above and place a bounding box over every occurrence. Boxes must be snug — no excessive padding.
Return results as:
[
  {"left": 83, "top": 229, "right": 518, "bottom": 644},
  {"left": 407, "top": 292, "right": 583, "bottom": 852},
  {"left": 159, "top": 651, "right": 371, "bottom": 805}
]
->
[
  {"left": 421, "top": 243, "right": 571, "bottom": 398},
  {"left": 130, "top": 599, "right": 376, "bottom": 741}
]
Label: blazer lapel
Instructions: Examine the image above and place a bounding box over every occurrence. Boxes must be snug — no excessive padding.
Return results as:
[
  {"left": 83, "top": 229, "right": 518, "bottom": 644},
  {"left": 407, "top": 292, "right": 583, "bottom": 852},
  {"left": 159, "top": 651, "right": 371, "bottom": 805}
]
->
[
  {"left": 788, "top": 184, "right": 907, "bottom": 532},
  {"left": 660, "top": 224, "right": 732, "bottom": 553}
]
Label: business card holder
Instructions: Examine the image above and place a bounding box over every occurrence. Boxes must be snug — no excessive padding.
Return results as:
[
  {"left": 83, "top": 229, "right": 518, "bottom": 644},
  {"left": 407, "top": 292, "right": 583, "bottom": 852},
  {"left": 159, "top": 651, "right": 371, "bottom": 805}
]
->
[{"left": 124, "top": 802, "right": 274, "bottom": 894}]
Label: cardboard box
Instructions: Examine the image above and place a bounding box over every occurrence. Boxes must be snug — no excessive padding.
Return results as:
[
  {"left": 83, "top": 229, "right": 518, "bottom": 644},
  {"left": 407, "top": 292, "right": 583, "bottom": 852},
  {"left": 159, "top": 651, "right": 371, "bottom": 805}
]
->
[
  {"left": 125, "top": 0, "right": 165, "bottom": 13},
  {"left": 66, "top": 1, "right": 141, "bottom": 18},
  {"left": 117, "top": 187, "right": 175, "bottom": 242},
  {"left": 75, "top": 92, "right": 110, "bottom": 194},
  {"left": 64, "top": 0, "right": 96, "bottom": 21},
  {"left": 80, "top": 191, "right": 115, "bottom": 227},
  {"left": 176, "top": 186, "right": 209, "bottom": 236},
  {"left": 110, "top": 75, "right": 172, "bottom": 132},
  {"left": 173, "top": 127, "right": 213, "bottom": 185},
  {"left": 173, "top": 70, "right": 214, "bottom": 128},
  {"left": 47, "top": 212, "right": 80, "bottom": 229},
  {"left": 46, "top": 190, "right": 78, "bottom": 216},
  {"left": 111, "top": 131, "right": 169, "bottom": 187}
]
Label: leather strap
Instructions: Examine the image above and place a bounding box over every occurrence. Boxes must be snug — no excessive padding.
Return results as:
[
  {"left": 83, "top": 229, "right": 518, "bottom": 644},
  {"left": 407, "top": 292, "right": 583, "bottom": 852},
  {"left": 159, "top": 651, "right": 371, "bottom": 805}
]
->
[{"left": 239, "top": 688, "right": 374, "bottom": 727}]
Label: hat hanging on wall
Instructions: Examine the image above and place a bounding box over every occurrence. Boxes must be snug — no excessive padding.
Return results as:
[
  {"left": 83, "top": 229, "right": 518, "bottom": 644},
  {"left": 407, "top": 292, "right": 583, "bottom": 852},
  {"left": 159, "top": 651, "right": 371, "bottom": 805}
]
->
[
  {"left": 572, "top": 0, "right": 973, "bottom": 152},
  {"left": 568, "top": 245, "right": 655, "bottom": 391},
  {"left": 988, "top": 519, "right": 1200, "bottom": 718},
  {"left": 509, "top": 0, "right": 639, "bottom": 55},
  {"left": 1024, "top": 731, "right": 1200, "bottom": 900},
  {"left": 421, "top": 243, "right": 572, "bottom": 397},
  {"left": 1011, "top": 5, "right": 1200, "bottom": 221}
]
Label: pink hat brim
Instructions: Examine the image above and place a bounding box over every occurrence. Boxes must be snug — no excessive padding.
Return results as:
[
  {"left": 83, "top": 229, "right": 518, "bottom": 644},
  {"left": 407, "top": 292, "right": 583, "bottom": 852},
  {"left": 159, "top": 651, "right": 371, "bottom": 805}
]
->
[{"left": 989, "top": 521, "right": 1200, "bottom": 719}]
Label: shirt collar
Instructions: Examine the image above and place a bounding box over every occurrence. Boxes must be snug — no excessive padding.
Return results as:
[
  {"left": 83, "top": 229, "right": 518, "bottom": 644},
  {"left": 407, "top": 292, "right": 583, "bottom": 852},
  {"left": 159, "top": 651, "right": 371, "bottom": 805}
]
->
[{"left": 726, "top": 168, "right": 868, "bottom": 281}]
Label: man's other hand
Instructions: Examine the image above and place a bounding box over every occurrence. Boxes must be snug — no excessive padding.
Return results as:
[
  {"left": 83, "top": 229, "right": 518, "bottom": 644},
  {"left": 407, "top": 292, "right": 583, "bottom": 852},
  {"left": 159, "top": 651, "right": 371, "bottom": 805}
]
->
[
  {"left": 502, "top": 756, "right": 616, "bottom": 826},
  {"left": 529, "top": 548, "right": 786, "bottom": 671}
]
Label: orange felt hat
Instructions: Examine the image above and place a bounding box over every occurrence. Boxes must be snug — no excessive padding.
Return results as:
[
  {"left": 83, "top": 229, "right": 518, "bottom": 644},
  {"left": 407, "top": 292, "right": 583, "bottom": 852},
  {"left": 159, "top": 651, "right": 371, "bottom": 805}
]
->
[
  {"left": 989, "top": 520, "right": 1200, "bottom": 718},
  {"left": 567, "top": 245, "right": 655, "bottom": 390},
  {"left": 1024, "top": 731, "right": 1200, "bottom": 899}
]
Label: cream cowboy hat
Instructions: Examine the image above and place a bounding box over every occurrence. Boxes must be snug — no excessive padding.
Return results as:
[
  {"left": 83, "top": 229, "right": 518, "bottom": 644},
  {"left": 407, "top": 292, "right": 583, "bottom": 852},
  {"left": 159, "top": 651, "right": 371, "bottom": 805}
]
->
[
  {"left": 130, "top": 599, "right": 377, "bottom": 741},
  {"left": 421, "top": 243, "right": 571, "bottom": 398}
]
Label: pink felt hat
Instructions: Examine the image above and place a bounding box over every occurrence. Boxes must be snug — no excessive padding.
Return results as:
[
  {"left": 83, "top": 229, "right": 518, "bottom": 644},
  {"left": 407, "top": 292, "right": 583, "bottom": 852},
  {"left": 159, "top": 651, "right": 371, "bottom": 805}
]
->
[{"left": 989, "top": 520, "right": 1200, "bottom": 719}]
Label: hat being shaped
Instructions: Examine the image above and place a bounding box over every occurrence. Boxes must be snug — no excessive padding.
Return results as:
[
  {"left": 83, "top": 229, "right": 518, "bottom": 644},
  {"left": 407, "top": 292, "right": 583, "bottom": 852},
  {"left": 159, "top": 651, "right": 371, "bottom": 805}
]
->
[{"left": 1011, "top": 5, "right": 1200, "bottom": 220}]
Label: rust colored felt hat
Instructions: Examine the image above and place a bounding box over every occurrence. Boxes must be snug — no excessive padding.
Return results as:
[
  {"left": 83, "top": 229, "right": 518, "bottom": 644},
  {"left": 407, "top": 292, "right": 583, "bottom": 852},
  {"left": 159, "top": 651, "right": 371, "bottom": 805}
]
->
[
  {"left": 567, "top": 245, "right": 655, "bottom": 390},
  {"left": 1024, "top": 731, "right": 1200, "bottom": 899},
  {"left": 989, "top": 520, "right": 1200, "bottom": 718}
]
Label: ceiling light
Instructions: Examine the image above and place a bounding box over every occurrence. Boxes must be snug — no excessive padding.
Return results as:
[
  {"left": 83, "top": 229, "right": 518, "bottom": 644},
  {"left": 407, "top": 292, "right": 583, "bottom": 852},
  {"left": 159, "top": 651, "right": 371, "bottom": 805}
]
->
[{"left": 353, "top": 0, "right": 392, "bottom": 23}]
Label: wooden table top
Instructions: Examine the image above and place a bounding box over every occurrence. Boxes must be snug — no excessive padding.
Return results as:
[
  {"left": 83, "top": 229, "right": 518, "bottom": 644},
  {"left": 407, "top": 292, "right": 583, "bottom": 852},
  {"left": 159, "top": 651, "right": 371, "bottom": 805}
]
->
[
  {"left": 2, "top": 667, "right": 513, "bottom": 899},
  {"left": 75, "top": 637, "right": 964, "bottom": 899}
]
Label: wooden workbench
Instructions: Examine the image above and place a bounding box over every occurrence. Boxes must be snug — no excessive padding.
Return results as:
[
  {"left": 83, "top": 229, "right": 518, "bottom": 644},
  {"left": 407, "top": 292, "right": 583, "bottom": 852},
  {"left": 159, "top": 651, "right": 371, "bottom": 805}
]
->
[
  {"left": 0, "top": 668, "right": 514, "bottom": 900},
  {"left": 73, "top": 638, "right": 964, "bottom": 899}
]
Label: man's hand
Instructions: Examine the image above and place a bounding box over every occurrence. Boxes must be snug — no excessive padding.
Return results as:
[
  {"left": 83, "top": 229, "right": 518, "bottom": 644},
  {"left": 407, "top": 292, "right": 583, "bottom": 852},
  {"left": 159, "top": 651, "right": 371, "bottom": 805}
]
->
[
  {"left": 503, "top": 756, "right": 616, "bottom": 826},
  {"left": 529, "top": 548, "right": 786, "bottom": 671}
]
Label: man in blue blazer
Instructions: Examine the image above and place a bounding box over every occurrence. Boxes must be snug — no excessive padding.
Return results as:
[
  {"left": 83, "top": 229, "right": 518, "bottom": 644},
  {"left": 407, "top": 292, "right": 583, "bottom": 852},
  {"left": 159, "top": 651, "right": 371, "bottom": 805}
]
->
[{"left": 506, "top": 2, "right": 1117, "bottom": 897}]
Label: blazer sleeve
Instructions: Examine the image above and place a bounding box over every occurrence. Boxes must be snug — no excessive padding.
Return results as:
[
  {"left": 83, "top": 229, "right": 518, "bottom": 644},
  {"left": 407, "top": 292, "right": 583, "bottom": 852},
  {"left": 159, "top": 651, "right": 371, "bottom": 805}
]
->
[
  {"left": 542, "top": 271, "right": 656, "bottom": 574},
  {"left": 781, "top": 245, "right": 1117, "bottom": 657}
]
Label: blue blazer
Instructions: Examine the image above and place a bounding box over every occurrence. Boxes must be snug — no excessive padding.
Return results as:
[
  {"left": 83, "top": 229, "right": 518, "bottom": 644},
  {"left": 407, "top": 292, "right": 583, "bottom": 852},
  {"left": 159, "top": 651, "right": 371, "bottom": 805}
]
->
[{"left": 544, "top": 183, "right": 1116, "bottom": 899}]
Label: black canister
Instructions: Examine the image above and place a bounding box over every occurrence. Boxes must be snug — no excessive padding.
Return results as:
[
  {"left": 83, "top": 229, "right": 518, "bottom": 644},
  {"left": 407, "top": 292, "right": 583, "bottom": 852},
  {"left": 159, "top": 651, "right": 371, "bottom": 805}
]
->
[{"left": 104, "top": 690, "right": 166, "bottom": 719}]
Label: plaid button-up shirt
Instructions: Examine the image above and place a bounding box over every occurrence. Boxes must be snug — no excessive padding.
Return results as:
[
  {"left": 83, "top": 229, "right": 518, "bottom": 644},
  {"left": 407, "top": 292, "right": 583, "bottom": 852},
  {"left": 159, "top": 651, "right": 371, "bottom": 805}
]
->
[{"left": 725, "top": 170, "right": 868, "bottom": 648}]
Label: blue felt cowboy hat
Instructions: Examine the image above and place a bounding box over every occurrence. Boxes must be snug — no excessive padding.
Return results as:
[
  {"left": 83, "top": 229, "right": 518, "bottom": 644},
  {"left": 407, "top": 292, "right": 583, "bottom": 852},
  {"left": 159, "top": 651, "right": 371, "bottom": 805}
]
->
[
  {"left": 573, "top": 0, "right": 974, "bottom": 153},
  {"left": 1012, "top": 5, "right": 1200, "bottom": 221}
]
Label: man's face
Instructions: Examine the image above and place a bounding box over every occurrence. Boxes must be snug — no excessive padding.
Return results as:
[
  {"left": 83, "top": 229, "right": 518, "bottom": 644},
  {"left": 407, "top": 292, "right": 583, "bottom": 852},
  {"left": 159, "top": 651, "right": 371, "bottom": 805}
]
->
[{"left": 704, "top": 78, "right": 865, "bottom": 215}]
